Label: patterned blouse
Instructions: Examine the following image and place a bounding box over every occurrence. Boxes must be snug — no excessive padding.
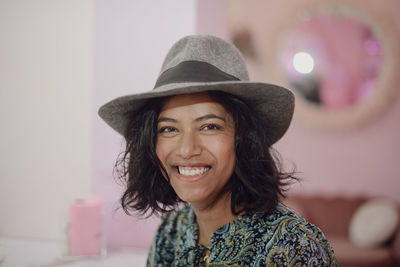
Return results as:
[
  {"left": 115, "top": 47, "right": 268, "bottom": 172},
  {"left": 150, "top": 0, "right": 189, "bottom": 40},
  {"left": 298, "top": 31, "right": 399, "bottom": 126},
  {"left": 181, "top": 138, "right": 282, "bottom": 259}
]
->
[{"left": 146, "top": 203, "right": 337, "bottom": 266}]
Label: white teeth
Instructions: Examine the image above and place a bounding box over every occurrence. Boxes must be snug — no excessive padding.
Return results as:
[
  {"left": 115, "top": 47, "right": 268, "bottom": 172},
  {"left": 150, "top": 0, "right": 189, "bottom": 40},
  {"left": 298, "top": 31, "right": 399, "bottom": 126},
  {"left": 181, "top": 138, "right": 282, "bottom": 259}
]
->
[{"left": 178, "top": 166, "right": 210, "bottom": 176}]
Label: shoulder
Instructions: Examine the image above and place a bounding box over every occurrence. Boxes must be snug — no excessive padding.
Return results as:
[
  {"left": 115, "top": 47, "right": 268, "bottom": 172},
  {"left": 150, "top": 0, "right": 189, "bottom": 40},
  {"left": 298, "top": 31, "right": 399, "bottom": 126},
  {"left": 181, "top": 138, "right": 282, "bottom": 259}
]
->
[
  {"left": 209, "top": 204, "right": 337, "bottom": 266},
  {"left": 146, "top": 206, "right": 195, "bottom": 266},
  {"left": 156, "top": 205, "right": 193, "bottom": 237},
  {"left": 260, "top": 204, "right": 338, "bottom": 266},
  {"left": 152, "top": 205, "right": 194, "bottom": 246}
]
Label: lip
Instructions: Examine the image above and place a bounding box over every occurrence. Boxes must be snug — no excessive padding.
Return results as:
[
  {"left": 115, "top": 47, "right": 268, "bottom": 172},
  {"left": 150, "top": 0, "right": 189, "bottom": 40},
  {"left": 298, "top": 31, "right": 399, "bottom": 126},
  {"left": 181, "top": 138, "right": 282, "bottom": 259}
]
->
[
  {"left": 176, "top": 171, "right": 208, "bottom": 182},
  {"left": 172, "top": 163, "right": 211, "bottom": 183}
]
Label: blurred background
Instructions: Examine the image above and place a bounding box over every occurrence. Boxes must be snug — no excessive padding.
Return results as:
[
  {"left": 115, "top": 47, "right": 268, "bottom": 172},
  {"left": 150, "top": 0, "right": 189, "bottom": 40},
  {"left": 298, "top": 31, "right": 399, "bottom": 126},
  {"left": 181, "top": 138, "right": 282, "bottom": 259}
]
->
[{"left": 1, "top": 0, "right": 399, "bottom": 266}]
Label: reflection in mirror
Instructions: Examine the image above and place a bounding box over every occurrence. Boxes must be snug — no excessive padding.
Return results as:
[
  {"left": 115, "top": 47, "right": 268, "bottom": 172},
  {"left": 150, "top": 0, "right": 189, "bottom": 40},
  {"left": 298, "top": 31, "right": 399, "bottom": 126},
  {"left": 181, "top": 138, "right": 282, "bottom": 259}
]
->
[{"left": 280, "top": 12, "right": 383, "bottom": 110}]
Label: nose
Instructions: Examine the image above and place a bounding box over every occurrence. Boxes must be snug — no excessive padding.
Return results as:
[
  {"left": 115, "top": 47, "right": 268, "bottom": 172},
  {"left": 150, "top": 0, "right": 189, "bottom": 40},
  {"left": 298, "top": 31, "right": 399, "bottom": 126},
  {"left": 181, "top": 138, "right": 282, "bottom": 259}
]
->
[{"left": 177, "top": 130, "right": 202, "bottom": 159}]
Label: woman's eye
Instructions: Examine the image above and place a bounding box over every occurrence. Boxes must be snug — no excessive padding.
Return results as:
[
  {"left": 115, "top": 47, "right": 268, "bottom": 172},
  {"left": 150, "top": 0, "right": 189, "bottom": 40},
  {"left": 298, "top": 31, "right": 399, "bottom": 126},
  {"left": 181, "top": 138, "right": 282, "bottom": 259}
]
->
[
  {"left": 158, "top": 126, "right": 177, "bottom": 133},
  {"left": 201, "top": 124, "right": 220, "bottom": 131}
]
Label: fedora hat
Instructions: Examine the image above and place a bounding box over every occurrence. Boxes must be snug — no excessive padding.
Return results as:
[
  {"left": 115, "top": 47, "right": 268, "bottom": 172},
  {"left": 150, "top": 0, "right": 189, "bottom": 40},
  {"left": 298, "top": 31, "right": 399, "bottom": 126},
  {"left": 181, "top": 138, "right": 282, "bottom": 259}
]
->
[{"left": 98, "top": 35, "right": 294, "bottom": 145}]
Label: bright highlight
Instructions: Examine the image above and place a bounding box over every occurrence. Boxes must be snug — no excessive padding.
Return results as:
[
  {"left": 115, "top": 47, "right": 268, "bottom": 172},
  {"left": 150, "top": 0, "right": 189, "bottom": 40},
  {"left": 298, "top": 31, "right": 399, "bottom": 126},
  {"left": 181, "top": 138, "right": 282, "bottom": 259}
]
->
[{"left": 293, "top": 52, "right": 314, "bottom": 74}]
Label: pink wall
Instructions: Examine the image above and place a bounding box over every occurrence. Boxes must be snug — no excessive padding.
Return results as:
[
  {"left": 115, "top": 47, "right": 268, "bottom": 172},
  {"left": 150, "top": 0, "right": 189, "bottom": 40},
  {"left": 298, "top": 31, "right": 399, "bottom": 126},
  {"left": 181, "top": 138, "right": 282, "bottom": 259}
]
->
[
  {"left": 197, "top": 0, "right": 400, "bottom": 202},
  {"left": 94, "top": 0, "right": 400, "bottom": 251}
]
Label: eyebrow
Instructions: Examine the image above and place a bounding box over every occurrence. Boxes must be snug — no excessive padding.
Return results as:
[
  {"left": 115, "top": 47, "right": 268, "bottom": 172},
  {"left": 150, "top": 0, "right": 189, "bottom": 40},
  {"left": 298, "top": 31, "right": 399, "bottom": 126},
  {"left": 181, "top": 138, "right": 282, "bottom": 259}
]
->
[{"left": 157, "top": 113, "right": 226, "bottom": 123}]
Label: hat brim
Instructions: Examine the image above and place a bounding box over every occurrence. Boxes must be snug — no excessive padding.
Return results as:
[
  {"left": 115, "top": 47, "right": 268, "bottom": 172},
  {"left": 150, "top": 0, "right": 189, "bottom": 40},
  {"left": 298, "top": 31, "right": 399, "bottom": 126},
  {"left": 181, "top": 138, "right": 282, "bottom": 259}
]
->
[{"left": 98, "top": 81, "right": 294, "bottom": 145}]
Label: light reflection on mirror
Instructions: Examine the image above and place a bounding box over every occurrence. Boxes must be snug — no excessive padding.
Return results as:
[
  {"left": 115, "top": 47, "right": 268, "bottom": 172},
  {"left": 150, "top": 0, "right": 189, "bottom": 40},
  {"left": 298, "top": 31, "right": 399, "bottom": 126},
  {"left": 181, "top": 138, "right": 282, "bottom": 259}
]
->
[{"left": 280, "top": 12, "right": 383, "bottom": 110}]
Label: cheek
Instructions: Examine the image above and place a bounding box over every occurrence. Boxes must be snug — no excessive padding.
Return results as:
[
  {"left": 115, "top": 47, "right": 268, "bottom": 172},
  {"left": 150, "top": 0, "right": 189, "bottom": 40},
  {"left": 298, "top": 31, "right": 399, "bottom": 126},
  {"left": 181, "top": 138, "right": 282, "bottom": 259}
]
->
[
  {"left": 155, "top": 139, "right": 171, "bottom": 165},
  {"left": 155, "top": 141, "right": 170, "bottom": 180},
  {"left": 213, "top": 137, "right": 236, "bottom": 168},
  {"left": 155, "top": 142, "right": 164, "bottom": 163}
]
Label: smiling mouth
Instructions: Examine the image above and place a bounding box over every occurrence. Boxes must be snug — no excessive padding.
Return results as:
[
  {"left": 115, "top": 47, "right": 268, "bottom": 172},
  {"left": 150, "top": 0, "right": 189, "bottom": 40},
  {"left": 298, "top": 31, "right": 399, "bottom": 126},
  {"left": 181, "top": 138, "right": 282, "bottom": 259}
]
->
[{"left": 177, "top": 166, "right": 210, "bottom": 176}]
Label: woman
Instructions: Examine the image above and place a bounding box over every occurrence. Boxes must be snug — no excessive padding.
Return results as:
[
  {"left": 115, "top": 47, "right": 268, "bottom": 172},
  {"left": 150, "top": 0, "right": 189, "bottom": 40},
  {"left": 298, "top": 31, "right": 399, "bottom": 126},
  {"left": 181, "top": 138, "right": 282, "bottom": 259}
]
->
[{"left": 99, "top": 35, "right": 337, "bottom": 266}]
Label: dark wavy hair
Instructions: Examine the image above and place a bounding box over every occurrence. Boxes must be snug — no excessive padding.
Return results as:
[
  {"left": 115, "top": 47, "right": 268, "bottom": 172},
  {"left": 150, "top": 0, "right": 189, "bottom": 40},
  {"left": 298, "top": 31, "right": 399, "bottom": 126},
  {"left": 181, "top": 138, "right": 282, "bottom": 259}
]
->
[{"left": 115, "top": 91, "right": 297, "bottom": 217}]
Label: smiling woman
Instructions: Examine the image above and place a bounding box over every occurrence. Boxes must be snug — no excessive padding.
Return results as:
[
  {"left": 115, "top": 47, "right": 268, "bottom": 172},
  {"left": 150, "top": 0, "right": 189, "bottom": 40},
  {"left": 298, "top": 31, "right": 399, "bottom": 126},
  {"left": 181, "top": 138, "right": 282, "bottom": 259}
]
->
[
  {"left": 156, "top": 93, "right": 236, "bottom": 211},
  {"left": 98, "top": 35, "right": 337, "bottom": 266}
]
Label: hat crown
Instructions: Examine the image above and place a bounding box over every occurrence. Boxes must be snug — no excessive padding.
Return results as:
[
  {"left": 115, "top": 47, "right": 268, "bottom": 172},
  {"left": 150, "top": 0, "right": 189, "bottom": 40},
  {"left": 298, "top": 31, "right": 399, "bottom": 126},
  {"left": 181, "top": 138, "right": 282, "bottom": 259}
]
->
[{"left": 159, "top": 35, "right": 250, "bottom": 82}]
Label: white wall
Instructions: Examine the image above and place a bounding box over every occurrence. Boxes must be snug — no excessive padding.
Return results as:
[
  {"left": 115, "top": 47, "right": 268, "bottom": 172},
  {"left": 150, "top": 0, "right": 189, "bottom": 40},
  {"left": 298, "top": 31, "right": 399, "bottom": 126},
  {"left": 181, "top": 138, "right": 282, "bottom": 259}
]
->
[
  {"left": 0, "top": 0, "right": 93, "bottom": 242},
  {"left": 0, "top": 0, "right": 196, "bottom": 251}
]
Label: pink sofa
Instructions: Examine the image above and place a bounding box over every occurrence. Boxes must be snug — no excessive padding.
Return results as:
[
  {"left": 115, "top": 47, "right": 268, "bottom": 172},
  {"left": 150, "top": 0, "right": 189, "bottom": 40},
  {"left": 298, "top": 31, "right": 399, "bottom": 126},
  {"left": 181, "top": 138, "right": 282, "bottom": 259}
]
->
[{"left": 285, "top": 196, "right": 400, "bottom": 267}]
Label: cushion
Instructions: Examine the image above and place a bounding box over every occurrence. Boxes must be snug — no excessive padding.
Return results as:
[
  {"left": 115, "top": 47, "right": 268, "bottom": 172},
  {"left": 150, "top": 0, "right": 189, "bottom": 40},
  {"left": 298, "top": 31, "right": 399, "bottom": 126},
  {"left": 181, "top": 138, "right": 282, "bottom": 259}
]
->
[{"left": 349, "top": 198, "right": 399, "bottom": 248}]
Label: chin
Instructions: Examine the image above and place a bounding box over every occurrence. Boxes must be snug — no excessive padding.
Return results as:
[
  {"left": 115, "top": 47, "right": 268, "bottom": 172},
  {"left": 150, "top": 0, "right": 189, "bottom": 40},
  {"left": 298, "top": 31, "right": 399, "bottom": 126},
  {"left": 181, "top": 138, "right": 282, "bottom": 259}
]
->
[
  {"left": 179, "top": 194, "right": 207, "bottom": 204},
  {"left": 176, "top": 189, "right": 211, "bottom": 205}
]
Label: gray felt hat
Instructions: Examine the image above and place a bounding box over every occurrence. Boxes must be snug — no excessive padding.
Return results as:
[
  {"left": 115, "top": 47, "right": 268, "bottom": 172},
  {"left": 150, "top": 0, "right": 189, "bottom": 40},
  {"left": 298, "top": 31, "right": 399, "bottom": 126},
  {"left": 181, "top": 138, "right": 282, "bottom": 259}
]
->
[{"left": 98, "top": 35, "right": 294, "bottom": 145}]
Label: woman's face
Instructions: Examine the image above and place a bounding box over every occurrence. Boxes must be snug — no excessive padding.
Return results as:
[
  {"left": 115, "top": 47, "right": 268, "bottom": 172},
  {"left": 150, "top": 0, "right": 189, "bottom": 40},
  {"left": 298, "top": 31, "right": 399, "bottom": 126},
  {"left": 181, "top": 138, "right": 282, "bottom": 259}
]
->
[{"left": 156, "top": 92, "right": 236, "bottom": 208}]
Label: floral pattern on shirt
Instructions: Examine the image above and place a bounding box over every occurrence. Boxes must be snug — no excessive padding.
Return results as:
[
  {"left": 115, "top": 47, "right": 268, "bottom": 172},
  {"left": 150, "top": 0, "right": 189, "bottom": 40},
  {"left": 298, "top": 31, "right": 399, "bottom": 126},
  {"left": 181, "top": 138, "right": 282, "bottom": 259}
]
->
[{"left": 146, "top": 203, "right": 337, "bottom": 266}]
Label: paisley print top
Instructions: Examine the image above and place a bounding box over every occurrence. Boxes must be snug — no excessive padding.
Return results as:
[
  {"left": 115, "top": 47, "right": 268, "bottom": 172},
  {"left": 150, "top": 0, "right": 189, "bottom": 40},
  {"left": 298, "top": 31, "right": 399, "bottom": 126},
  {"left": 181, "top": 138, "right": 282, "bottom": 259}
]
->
[{"left": 146, "top": 203, "right": 337, "bottom": 266}]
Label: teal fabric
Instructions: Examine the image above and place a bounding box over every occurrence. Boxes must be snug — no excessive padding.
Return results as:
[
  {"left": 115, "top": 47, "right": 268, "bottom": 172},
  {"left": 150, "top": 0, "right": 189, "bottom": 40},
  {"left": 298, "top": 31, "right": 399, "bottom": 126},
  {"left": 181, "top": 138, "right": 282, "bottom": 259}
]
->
[{"left": 147, "top": 203, "right": 337, "bottom": 266}]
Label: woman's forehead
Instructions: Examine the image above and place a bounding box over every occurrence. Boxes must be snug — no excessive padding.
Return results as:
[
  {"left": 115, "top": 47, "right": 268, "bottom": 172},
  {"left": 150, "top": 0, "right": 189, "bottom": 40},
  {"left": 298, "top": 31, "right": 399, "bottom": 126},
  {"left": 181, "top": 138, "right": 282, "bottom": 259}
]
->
[{"left": 159, "top": 92, "right": 226, "bottom": 115}]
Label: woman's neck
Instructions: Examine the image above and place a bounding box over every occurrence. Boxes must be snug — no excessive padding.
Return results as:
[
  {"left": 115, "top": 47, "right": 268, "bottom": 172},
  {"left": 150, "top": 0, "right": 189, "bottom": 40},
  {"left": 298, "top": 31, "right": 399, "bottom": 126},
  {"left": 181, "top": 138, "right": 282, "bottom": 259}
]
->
[{"left": 192, "top": 194, "right": 240, "bottom": 248}]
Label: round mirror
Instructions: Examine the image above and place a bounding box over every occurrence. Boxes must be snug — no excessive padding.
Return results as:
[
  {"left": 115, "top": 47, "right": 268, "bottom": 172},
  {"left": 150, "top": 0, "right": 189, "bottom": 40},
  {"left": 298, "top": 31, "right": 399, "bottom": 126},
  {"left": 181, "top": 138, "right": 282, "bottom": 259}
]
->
[
  {"left": 280, "top": 14, "right": 382, "bottom": 110},
  {"left": 275, "top": 4, "right": 399, "bottom": 129}
]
